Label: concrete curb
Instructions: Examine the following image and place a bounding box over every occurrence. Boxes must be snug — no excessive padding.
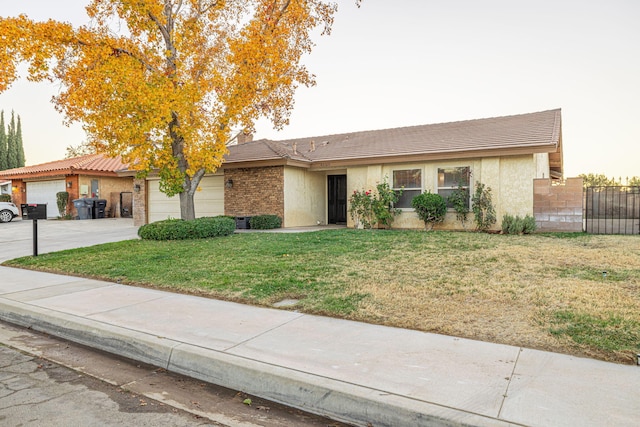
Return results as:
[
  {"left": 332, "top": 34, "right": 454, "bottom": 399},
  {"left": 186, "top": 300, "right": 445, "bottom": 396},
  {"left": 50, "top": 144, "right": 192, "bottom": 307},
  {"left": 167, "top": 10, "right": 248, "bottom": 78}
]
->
[
  {"left": 0, "top": 298, "right": 512, "bottom": 427},
  {"left": 0, "top": 298, "right": 177, "bottom": 368}
]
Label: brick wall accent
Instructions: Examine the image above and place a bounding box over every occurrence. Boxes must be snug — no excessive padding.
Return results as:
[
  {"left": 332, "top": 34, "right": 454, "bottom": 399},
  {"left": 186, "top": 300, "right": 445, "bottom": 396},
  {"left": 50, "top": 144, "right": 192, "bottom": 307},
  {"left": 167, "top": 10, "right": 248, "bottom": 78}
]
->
[
  {"left": 534, "top": 177, "right": 583, "bottom": 232},
  {"left": 9, "top": 179, "right": 26, "bottom": 207},
  {"left": 133, "top": 178, "right": 146, "bottom": 226},
  {"left": 224, "top": 166, "right": 284, "bottom": 224}
]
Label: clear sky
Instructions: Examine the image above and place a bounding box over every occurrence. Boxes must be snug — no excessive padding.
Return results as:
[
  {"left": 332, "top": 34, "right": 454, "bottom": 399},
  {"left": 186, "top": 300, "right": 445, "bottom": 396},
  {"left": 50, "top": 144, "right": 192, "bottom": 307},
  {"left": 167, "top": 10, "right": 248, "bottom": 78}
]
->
[{"left": 0, "top": 0, "right": 638, "bottom": 179}]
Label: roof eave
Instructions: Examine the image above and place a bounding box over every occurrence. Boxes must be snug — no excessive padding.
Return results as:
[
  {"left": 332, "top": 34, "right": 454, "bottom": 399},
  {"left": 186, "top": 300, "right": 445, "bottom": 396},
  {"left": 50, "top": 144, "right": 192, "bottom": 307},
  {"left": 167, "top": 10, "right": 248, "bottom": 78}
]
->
[{"left": 306, "top": 144, "right": 558, "bottom": 170}]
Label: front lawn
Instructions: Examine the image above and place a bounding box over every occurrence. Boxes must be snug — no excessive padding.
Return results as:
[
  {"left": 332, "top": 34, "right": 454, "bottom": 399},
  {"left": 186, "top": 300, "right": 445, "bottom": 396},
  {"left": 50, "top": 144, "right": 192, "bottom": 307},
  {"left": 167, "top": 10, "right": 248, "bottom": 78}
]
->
[{"left": 4, "top": 230, "right": 640, "bottom": 364}]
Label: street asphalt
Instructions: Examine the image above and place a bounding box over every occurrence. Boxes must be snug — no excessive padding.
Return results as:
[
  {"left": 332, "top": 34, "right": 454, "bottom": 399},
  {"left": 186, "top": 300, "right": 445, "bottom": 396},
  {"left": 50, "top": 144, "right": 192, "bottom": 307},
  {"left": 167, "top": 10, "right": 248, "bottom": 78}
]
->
[{"left": 0, "top": 218, "right": 638, "bottom": 426}]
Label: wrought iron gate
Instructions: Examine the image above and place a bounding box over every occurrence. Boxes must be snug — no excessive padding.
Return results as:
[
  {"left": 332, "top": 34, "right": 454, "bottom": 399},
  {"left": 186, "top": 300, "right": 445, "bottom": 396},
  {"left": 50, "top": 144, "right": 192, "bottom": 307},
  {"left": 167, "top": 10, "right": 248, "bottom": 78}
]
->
[{"left": 584, "top": 186, "right": 640, "bottom": 234}]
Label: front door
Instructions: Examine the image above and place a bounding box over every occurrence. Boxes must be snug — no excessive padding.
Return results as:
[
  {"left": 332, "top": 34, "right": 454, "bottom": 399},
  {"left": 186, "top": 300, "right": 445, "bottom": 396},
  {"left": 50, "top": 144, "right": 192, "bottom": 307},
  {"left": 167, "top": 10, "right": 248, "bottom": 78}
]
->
[{"left": 328, "top": 175, "right": 347, "bottom": 224}]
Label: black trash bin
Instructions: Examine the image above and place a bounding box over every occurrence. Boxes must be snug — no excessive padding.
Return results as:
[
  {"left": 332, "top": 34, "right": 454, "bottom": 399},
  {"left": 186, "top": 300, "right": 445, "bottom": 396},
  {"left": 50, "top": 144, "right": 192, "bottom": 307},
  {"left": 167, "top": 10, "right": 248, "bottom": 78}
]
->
[
  {"left": 235, "top": 216, "right": 252, "bottom": 229},
  {"left": 73, "top": 199, "right": 92, "bottom": 220},
  {"left": 93, "top": 199, "right": 107, "bottom": 219}
]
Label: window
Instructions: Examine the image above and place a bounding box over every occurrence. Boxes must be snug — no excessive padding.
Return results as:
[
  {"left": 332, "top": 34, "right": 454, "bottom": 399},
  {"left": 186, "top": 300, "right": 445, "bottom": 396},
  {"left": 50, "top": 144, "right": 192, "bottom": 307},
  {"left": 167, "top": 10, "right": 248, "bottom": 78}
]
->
[
  {"left": 438, "top": 167, "right": 470, "bottom": 208},
  {"left": 393, "top": 169, "right": 422, "bottom": 208}
]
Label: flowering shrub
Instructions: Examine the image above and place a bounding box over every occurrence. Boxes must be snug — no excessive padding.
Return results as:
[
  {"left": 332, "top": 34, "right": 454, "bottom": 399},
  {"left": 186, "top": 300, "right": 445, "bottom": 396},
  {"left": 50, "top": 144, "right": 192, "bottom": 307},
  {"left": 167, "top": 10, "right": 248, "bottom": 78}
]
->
[
  {"left": 349, "top": 189, "right": 375, "bottom": 229},
  {"left": 349, "top": 177, "right": 402, "bottom": 229}
]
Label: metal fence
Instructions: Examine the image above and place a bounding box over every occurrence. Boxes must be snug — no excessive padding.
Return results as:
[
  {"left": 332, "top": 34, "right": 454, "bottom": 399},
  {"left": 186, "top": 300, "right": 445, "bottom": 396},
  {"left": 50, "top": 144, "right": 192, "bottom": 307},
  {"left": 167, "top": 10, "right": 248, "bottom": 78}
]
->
[{"left": 584, "top": 186, "right": 640, "bottom": 234}]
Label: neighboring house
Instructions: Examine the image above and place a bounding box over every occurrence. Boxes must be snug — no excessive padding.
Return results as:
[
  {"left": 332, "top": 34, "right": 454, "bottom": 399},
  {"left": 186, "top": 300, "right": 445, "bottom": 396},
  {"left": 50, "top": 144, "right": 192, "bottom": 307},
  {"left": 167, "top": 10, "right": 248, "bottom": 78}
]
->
[
  {"left": 0, "top": 154, "right": 133, "bottom": 218},
  {"left": 136, "top": 109, "right": 564, "bottom": 230}
]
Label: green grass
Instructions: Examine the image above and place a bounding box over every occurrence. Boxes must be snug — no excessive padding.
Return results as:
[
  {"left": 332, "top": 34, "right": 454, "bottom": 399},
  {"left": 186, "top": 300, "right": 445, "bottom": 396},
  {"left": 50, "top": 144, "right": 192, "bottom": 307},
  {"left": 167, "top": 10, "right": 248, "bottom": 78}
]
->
[
  {"left": 550, "top": 310, "right": 640, "bottom": 353},
  {"left": 4, "top": 229, "right": 640, "bottom": 363}
]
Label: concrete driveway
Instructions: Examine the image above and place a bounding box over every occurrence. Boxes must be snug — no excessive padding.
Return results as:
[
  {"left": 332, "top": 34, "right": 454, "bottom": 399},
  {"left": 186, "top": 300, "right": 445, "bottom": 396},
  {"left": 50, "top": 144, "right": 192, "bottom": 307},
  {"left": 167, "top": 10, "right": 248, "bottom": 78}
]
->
[{"left": 0, "top": 218, "right": 139, "bottom": 262}]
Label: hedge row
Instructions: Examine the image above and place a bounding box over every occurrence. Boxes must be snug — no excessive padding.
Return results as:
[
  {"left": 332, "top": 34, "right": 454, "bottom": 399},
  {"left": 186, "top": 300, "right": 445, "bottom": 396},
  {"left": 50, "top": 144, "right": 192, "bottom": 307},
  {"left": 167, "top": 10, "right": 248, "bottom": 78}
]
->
[
  {"left": 250, "top": 214, "right": 282, "bottom": 230},
  {"left": 138, "top": 216, "right": 236, "bottom": 240}
]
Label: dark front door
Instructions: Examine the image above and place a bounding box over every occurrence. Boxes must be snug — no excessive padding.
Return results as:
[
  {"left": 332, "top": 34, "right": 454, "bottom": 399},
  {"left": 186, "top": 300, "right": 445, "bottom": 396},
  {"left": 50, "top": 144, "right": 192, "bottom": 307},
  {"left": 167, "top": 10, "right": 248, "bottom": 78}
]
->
[{"left": 328, "top": 175, "right": 347, "bottom": 224}]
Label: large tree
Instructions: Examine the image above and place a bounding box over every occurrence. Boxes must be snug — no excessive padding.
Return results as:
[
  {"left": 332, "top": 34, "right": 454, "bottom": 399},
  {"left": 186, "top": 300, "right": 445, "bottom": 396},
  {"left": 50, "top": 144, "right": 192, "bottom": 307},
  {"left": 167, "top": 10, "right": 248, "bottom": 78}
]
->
[{"left": 0, "top": 0, "right": 346, "bottom": 219}]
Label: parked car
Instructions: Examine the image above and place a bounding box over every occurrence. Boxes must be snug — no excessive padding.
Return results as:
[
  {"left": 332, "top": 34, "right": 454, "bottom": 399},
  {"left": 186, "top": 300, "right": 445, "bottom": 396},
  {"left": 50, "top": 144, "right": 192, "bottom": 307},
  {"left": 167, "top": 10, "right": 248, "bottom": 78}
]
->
[{"left": 0, "top": 201, "right": 19, "bottom": 223}]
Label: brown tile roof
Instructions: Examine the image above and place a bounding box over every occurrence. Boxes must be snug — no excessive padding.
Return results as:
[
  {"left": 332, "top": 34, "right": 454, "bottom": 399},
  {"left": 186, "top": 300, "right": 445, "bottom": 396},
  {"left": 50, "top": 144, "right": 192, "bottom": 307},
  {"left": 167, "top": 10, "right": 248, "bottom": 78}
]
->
[
  {"left": 0, "top": 154, "right": 128, "bottom": 178},
  {"left": 225, "top": 109, "right": 562, "bottom": 165}
]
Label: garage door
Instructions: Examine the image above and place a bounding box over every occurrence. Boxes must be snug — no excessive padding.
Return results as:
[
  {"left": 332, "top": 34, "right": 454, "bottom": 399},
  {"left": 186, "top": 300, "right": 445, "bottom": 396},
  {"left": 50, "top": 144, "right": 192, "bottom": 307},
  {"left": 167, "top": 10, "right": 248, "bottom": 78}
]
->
[
  {"left": 147, "top": 176, "right": 224, "bottom": 223},
  {"left": 26, "top": 180, "right": 66, "bottom": 218}
]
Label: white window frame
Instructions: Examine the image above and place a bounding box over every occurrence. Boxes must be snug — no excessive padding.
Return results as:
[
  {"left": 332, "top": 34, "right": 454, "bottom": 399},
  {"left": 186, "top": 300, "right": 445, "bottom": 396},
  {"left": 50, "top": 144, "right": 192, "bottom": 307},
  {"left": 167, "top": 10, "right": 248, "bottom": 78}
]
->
[
  {"left": 393, "top": 168, "right": 422, "bottom": 209},
  {"left": 437, "top": 166, "right": 471, "bottom": 210}
]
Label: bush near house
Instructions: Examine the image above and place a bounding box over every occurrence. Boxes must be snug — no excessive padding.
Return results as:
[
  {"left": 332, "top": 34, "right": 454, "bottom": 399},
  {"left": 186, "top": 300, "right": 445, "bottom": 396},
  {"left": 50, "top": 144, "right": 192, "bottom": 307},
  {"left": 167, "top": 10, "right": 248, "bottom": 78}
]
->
[
  {"left": 411, "top": 191, "right": 447, "bottom": 231},
  {"left": 502, "top": 214, "right": 537, "bottom": 234},
  {"left": 56, "top": 191, "right": 69, "bottom": 217},
  {"left": 0, "top": 194, "right": 11, "bottom": 202},
  {"left": 138, "top": 216, "right": 236, "bottom": 240},
  {"left": 250, "top": 215, "right": 282, "bottom": 230},
  {"left": 471, "top": 182, "right": 497, "bottom": 231}
]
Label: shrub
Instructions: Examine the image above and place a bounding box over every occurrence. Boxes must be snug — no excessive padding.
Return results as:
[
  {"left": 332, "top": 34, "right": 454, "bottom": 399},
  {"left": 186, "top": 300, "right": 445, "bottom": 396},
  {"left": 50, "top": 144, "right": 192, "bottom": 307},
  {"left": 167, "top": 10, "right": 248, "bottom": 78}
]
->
[
  {"left": 349, "top": 176, "right": 402, "bottom": 229},
  {"left": 522, "top": 214, "right": 537, "bottom": 234},
  {"left": 411, "top": 191, "right": 446, "bottom": 231},
  {"left": 138, "top": 216, "right": 236, "bottom": 240},
  {"left": 502, "top": 214, "right": 537, "bottom": 234},
  {"left": 250, "top": 215, "right": 282, "bottom": 230},
  {"left": 448, "top": 185, "right": 470, "bottom": 229},
  {"left": 372, "top": 178, "right": 402, "bottom": 228},
  {"left": 56, "top": 191, "right": 69, "bottom": 217},
  {"left": 349, "top": 188, "right": 375, "bottom": 229},
  {"left": 471, "top": 182, "right": 496, "bottom": 232},
  {"left": 0, "top": 194, "right": 11, "bottom": 202}
]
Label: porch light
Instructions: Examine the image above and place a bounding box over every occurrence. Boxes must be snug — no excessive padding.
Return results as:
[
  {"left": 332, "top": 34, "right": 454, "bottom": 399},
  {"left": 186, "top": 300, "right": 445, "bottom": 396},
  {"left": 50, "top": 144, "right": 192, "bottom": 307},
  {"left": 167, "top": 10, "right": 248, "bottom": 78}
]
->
[
  {"left": 225, "top": 179, "right": 233, "bottom": 189},
  {"left": 134, "top": 184, "right": 141, "bottom": 192}
]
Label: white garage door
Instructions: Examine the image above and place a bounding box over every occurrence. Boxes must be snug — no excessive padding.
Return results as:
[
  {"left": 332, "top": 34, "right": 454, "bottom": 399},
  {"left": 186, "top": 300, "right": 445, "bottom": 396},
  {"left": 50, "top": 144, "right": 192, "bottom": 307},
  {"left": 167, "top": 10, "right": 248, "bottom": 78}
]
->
[
  {"left": 26, "top": 180, "right": 66, "bottom": 218},
  {"left": 147, "top": 176, "right": 224, "bottom": 223}
]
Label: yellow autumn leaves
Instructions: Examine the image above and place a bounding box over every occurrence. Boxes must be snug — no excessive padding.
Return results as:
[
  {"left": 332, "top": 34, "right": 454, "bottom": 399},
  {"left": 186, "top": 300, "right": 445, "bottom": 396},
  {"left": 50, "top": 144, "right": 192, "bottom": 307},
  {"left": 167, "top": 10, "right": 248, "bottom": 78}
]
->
[{"left": 0, "top": 0, "right": 337, "bottom": 218}]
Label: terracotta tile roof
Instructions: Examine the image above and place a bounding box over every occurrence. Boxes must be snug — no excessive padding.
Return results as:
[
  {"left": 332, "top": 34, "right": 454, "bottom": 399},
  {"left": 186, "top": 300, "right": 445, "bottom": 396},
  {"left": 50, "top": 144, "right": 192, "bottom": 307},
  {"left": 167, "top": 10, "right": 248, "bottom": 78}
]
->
[
  {"left": 225, "top": 109, "right": 561, "bottom": 165},
  {"left": 0, "top": 154, "right": 128, "bottom": 178}
]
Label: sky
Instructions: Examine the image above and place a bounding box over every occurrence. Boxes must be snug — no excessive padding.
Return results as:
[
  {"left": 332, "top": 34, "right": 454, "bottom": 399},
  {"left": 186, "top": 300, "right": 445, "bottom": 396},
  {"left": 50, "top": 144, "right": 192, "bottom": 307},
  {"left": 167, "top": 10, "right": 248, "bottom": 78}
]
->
[{"left": 0, "top": 0, "right": 638, "bottom": 179}]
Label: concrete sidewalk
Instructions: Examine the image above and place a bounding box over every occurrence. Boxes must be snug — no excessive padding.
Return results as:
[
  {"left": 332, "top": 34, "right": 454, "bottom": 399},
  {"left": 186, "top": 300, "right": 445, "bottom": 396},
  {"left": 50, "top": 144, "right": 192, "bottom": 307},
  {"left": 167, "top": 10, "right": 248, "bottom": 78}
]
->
[{"left": 0, "top": 266, "right": 638, "bottom": 427}]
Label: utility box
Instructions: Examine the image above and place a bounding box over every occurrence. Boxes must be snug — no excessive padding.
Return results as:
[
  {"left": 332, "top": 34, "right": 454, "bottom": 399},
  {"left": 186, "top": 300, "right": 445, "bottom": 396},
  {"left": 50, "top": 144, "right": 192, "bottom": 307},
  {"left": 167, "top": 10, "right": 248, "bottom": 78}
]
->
[{"left": 21, "top": 204, "right": 47, "bottom": 220}]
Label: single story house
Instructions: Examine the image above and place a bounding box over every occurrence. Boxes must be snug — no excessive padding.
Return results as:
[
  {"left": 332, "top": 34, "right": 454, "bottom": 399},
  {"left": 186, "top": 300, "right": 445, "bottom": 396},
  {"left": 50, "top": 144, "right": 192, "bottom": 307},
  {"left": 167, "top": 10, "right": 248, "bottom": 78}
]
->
[
  {"left": 0, "top": 154, "right": 133, "bottom": 218},
  {"left": 136, "top": 109, "right": 564, "bottom": 230}
]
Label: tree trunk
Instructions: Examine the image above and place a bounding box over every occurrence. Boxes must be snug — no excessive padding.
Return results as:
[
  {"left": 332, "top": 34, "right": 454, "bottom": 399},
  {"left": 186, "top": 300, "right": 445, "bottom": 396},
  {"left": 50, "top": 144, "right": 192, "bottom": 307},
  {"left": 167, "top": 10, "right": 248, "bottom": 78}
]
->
[
  {"left": 178, "top": 168, "right": 206, "bottom": 221},
  {"left": 179, "top": 190, "right": 196, "bottom": 221}
]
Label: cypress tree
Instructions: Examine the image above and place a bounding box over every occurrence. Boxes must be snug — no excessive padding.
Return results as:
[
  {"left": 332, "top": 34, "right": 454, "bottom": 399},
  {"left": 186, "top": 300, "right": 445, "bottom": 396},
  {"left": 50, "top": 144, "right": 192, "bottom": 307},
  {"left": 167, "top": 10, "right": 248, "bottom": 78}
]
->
[
  {"left": 6, "top": 111, "right": 18, "bottom": 169},
  {"left": 0, "top": 111, "right": 6, "bottom": 170},
  {"left": 16, "top": 115, "right": 25, "bottom": 167}
]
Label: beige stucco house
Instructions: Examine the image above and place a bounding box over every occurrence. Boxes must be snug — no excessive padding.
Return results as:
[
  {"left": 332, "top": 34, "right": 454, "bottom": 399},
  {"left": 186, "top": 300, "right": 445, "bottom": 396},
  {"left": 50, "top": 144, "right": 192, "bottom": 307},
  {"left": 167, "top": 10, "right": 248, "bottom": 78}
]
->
[{"left": 139, "top": 109, "right": 564, "bottom": 230}]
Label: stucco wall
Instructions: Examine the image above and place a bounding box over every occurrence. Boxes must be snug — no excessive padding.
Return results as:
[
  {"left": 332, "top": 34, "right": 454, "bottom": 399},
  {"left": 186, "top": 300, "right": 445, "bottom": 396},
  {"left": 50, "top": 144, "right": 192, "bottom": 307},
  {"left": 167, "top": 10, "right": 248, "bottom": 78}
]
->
[
  {"left": 345, "top": 155, "right": 539, "bottom": 230},
  {"left": 497, "top": 156, "right": 535, "bottom": 220},
  {"left": 283, "top": 167, "right": 326, "bottom": 227}
]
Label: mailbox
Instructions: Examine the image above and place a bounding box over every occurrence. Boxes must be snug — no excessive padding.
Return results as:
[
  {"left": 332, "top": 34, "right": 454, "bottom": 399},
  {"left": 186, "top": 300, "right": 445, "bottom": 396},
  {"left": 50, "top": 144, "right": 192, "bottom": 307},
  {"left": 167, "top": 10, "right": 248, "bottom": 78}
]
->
[{"left": 21, "top": 204, "right": 47, "bottom": 220}]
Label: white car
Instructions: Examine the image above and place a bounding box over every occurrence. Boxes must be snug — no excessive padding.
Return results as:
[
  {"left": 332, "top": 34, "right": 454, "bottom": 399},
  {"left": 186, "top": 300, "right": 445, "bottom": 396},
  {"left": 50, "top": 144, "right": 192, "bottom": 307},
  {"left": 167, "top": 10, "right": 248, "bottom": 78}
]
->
[{"left": 0, "top": 201, "right": 19, "bottom": 223}]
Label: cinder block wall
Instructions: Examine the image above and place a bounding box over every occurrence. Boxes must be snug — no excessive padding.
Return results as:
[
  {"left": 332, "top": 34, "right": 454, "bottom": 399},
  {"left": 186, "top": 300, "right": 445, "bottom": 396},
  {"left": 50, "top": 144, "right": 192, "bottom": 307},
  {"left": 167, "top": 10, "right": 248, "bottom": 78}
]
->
[
  {"left": 224, "top": 166, "right": 285, "bottom": 224},
  {"left": 533, "top": 178, "right": 583, "bottom": 232}
]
